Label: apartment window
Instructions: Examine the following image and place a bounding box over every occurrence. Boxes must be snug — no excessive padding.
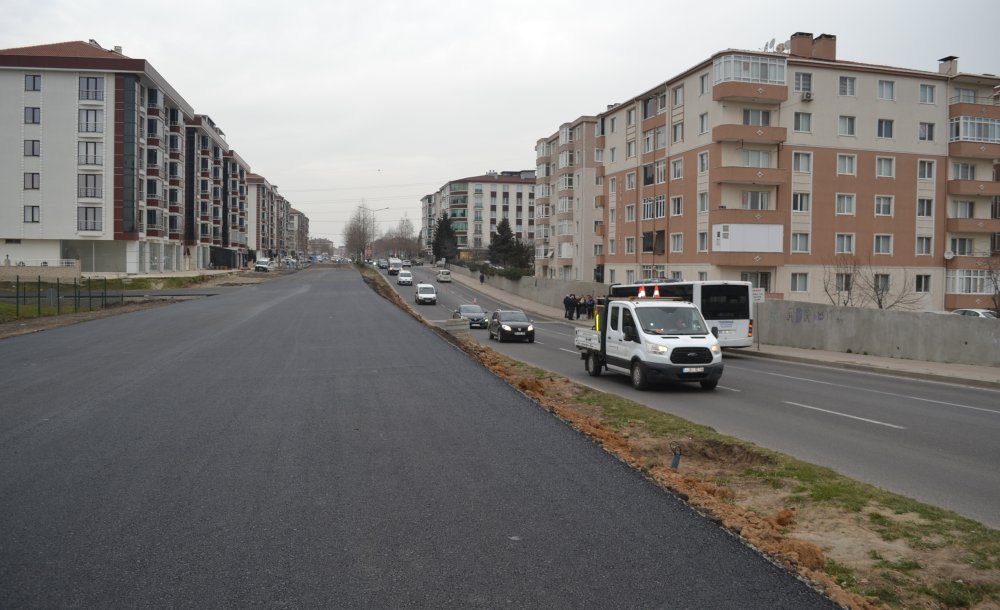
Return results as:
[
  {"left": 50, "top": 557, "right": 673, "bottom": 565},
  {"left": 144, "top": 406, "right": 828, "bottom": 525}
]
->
[
  {"left": 698, "top": 151, "right": 709, "bottom": 173},
  {"left": 874, "top": 234, "right": 893, "bottom": 255},
  {"left": 24, "top": 173, "right": 40, "bottom": 189},
  {"left": 24, "top": 140, "right": 40, "bottom": 156},
  {"left": 626, "top": 140, "right": 636, "bottom": 158},
  {"left": 626, "top": 173, "right": 636, "bottom": 190},
  {"left": 671, "top": 196, "right": 683, "bottom": 216},
  {"left": 794, "top": 72, "right": 812, "bottom": 92},
  {"left": 643, "top": 129, "right": 655, "bottom": 153},
  {"left": 699, "top": 73, "right": 710, "bottom": 94},
  {"left": 875, "top": 196, "right": 894, "bottom": 216},
  {"left": 791, "top": 232, "right": 810, "bottom": 253},
  {"left": 78, "top": 206, "right": 102, "bottom": 231},
  {"left": 671, "top": 159, "right": 683, "bottom": 179},
  {"left": 741, "top": 191, "right": 769, "bottom": 210},
  {"left": 24, "top": 206, "right": 40, "bottom": 223},
  {"left": 672, "top": 122, "right": 684, "bottom": 143},
  {"left": 838, "top": 115, "right": 856, "bottom": 136},
  {"left": 626, "top": 108, "right": 635, "bottom": 126},
  {"left": 876, "top": 157, "right": 895, "bottom": 178},
  {"left": 625, "top": 237, "right": 635, "bottom": 254},
  {"left": 672, "top": 85, "right": 684, "bottom": 106},
  {"left": 952, "top": 163, "right": 976, "bottom": 180},
  {"left": 656, "top": 126, "right": 666, "bottom": 149},
  {"left": 916, "top": 236, "right": 932, "bottom": 255},
  {"left": 643, "top": 164, "right": 656, "bottom": 186},
  {"left": 951, "top": 237, "right": 974, "bottom": 255},
  {"left": 698, "top": 232, "right": 708, "bottom": 251},
  {"left": 609, "top": 147, "right": 616, "bottom": 163},
  {"left": 836, "top": 194, "right": 856, "bottom": 215},
  {"left": 595, "top": 148, "right": 604, "bottom": 162},
  {"left": 794, "top": 112, "right": 812, "bottom": 132},
  {"left": 626, "top": 204, "right": 635, "bottom": 221},
  {"left": 79, "top": 76, "right": 105, "bottom": 100},
  {"left": 919, "top": 122, "right": 935, "bottom": 141},
  {"left": 643, "top": 97, "right": 658, "bottom": 119},
  {"left": 609, "top": 117, "right": 617, "bottom": 133},
  {"left": 670, "top": 233, "right": 683, "bottom": 253},
  {"left": 837, "top": 154, "right": 856, "bottom": 175},
  {"left": 952, "top": 200, "right": 974, "bottom": 218},
  {"left": 78, "top": 141, "right": 102, "bottom": 165},
  {"left": 699, "top": 113, "right": 709, "bottom": 134},
  {"left": 918, "top": 160, "right": 935, "bottom": 179},
  {"left": 743, "top": 149, "right": 770, "bottom": 168},
  {"left": 917, "top": 198, "right": 934, "bottom": 217},
  {"left": 877, "top": 80, "right": 895, "bottom": 100},
  {"left": 874, "top": 274, "right": 890, "bottom": 292},
  {"left": 919, "top": 84, "right": 935, "bottom": 104},
  {"left": 609, "top": 176, "right": 616, "bottom": 193},
  {"left": 608, "top": 239, "right": 615, "bottom": 255},
  {"left": 790, "top": 273, "right": 808, "bottom": 292},
  {"left": 655, "top": 160, "right": 666, "bottom": 183},
  {"left": 24, "top": 107, "right": 41, "bottom": 124},
  {"left": 792, "top": 152, "right": 811, "bottom": 173},
  {"left": 743, "top": 109, "right": 770, "bottom": 126},
  {"left": 78, "top": 174, "right": 103, "bottom": 198},
  {"left": 25, "top": 74, "right": 41, "bottom": 91},
  {"left": 792, "top": 192, "right": 811, "bottom": 212},
  {"left": 877, "top": 119, "right": 894, "bottom": 138},
  {"left": 836, "top": 233, "right": 855, "bottom": 254},
  {"left": 915, "top": 275, "right": 931, "bottom": 293},
  {"left": 698, "top": 192, "right": 708, "bottom": 213},
  {"left": 836, "top": 273, "right": 852, "bottom": 292},
  {"left": 79, "top": 109, "right": 103, "bottom": 133},
  {"left": 839, "top": 76, "right": 856, "bottom": 96}
]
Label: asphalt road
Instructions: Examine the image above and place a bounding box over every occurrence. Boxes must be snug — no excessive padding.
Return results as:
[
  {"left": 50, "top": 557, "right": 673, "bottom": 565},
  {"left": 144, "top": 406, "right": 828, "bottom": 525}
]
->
[
  {"left": 0, "top": 268, "right": 837, "bottom": 608},
  {"left": 398, "top": 265, "right": 1000, "bottom": 528}
]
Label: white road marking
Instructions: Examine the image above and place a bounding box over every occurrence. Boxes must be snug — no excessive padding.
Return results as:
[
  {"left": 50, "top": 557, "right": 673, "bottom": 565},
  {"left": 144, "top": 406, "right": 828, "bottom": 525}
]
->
[
  {"left": 783, "top": 401, "right": 906, "bottom": 429},
  {"left": 559, "top": 348, "right": 578, "bottom": 355},
  {"left": 717, "top": 385, "right": 741, "bottom": 392}
]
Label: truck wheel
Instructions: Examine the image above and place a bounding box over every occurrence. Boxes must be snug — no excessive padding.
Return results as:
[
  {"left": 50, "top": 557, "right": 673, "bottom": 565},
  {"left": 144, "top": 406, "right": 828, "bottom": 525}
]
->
[
  {"left": 700, "top": 379, "right": 719, "bottom": 391},
  {"left": 630, "top": 361, "right": 649, "bottom": 390},
  {"left": 585, "top": 352, "right": 602, "bottom": 377}
]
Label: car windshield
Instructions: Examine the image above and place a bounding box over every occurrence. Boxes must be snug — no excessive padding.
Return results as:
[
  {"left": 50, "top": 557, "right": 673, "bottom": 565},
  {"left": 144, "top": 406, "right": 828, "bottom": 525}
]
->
[
  {"left": 460, "top": 305, "right": 484, "bottom": 314},
  {"left": 499, "top": 311, "right": 529, "bottom": 323},
  {"left": 635, "top": 306, "right": 708, "bottom": 335},
  {"left": 418, "top": 286, "right": 434, "bottom": 294}
]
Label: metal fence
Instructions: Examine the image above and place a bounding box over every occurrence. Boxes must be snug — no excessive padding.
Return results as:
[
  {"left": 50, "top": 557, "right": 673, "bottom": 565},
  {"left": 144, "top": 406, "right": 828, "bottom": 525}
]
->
[{"left": 0, "top": 276, "right": 125, "bottom": 320}]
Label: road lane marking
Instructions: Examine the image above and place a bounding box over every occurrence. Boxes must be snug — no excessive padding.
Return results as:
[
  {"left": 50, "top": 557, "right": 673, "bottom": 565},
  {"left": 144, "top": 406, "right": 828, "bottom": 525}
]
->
[
  {"left": 718, "top": 385, "right": 741, "bottom": 392},
  {"left": 560, "top": 348, "right": 578, "bottom": 355},
  {"left": 783, "top": 401, "right": 906, "bottom": 429}
]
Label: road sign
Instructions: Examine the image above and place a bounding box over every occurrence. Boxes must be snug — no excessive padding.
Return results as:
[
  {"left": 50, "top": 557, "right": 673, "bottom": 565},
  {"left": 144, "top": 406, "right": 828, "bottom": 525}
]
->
[{"left": 752, "top": 288, "right": 766, "bottom": 303}]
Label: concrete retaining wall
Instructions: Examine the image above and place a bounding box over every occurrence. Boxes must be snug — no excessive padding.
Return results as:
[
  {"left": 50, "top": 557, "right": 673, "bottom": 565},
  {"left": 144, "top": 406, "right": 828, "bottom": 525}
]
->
[{"left": 0, "top": 261, "right": 81, "bottom": 282}]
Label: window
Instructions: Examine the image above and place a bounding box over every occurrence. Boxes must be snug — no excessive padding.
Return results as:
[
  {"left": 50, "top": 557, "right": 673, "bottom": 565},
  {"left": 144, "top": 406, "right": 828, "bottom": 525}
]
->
[
  {"left": 608, "top": 239, "right": 615, "bottom": 254},
  {"left": 670, "top": 233, "right": 683, "bottom": 252},
  {"left": 876, "top": 157, "right": 895, "bottom": 177},
  {"left": 835, "top": 233, "right": 855, "bottom": 254},
  {"left": 672, "top": 122, "right": 683, "bottom": 143},
  {"left": 791, "top": 232, "right": 810, "bottom": 253},
  {"left": 952, "top": 163, "right": 976, "bottom": 180},
  {"left": 917, "top": 198, "right": 934, "bottom": 217},
  {"left": 836, "top": 273, "right": 852, "bottom": 292},
  {"left": 654, "top": 160, "right": 666, "bottom": 183},
  {"left": 642, "top": 164, "right": 655, "bottom": 186},
  {"left": 837, "top": 154, "right": 856, "bottom": 175},
  {"left": 836, "top": 194, "right": 856, "bottom": 215},
  {"left": 672, "top": 85, "right": 684, "bottom": 106},
  {"left": 643, "top": 129, "right": 655, "bottom": 153},
  {"left": 877, "top": 119, "right": 894, "bottom": 138},
  {"left": 655, "top": 126, "right": 666, "bottom": 149},
  {"left": 956, "top": 88, "right": 977, "bottom": 103},
  {"left": 609, "top": 177, "right": 616, "bottom": 193},
  {"left": 699, "top": 113, "right": 709, "bottom": 134},
  {"left": 916, "top": 236, "right": 932, "bottom": 255},
  {"left": 875, "top": 196, "right": 894, "bottom": 216},
  {"left": 794, "top": 112, "right": 812, "bottom": 132},
  {"left": 671, "top": 159, "right": 683, "bottom": 179},
  {"left": 625, "top": 237, "right": 635, "bottom": 254},
  {"left": 79, "top": 76, "right": 105, "bottom": 100},
  {"left": 698, "top": 151, "right": 709, "bottom": 173},
  {"left": 915, "top": 275, "right": 931, "bottom": 293},
  {"left": 626, "top": 140, "right": 636, "bottom": 158},
  {"left": 24, "top": 140, "right": 40, "bottom": 156},
  {"left": 626, "top": 204, "right": 635, "bottom": 221},
  {"left": 743, "top": 109, "right": 770, "bottom": 126},
  {"left": 743, "top": 149, "right": 771, "bottom": 168},
  {"left": 790, "top": 273, "right": 808, "bottom": 292},
  {"left": 643, "top": 97, "right": 657, "bottom": 119},
  {"left": 877, "top": 80, "right": 895, "bottom": 100},
  {"left": 918, "top": 160, "right": 935, "bottom": 179},
  {"left": 78, "top": 206, "right": 102, "bottom": 231},
  {"left": 23, "top": 173, "right": 40, "bottom": 189},
  {"left": 24, "top": 206, "right": 40, "bottom": 223},
  {"left": 78, "top": 174, "right": 102, "bottom": 198},
  {"left": 792, "top": 192, "right": 811, "bottom": 212},
  {"left": 950, "top": 237, "right": 974, "bottom": 255},
  {"left": 24, "top": 107, "right": 41, "bottom": 124},
  {"left": 698, "top": 192, "right": 708, "bottom": 213},
  {"left": 919, "top": 122, "right": 935, "bottom": 141},
  {"left": 874, "top": 234, "right": 893, "bottom": 254},
  {"left": 714, "top": 54, "right": 786, "bottom": 85},
  {"left": 595, "top": 148, "right": 604, "bottom": 162},
  {"left": 839, "top": 76, "right": 856, "bottom": 96},
  {"left": 698, "top": 232, "right": 708, "bottom": 251},
  {"left": 919, "top": 84, "right": 935, "bottom": 104},
  {"left": 952, "top": 200, "right": 974, "bottom": 218},
  {"left": 794, "top": 72, "right": 812, "bottom": 92},
  {"left": 79, "top": 109, "right": 103, "bottom": 133},
  {"left": 626, "top": 173, "right": 636, "bottom": 190},
  {"left": 838, "top": 115, "right": 856, "bottom": 136},
  {"left": 671, "top": 196, "right": 683, "bottom": 216},
  {"left": 741, "top": 191, "right": 769, "bottom": 210},
  {"left": 792, "top": 152, "right": 811, "bottom": 173},
  {"left": 78, "top": 141, "right": 102, "bottom": 165},
  {"left": 626, "top": 108, "right": 635, "bottom": 126},
  {"left": 25, "top": 74, "right": 41, "bottom": 91},
  {"left": 874, "top": 274, "right": 890, "bottom": 292},
  {"left": 699, "top": 73, "right": 710, "bottom": 94},
  {"left": 609, "top": 147, "right": 616, "bottom": 163}
]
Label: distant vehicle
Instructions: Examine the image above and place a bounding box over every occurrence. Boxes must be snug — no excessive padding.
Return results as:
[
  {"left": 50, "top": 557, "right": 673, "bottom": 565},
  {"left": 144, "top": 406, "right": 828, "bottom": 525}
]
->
[
  {"left": 436, "top": 270, "right": 452, "bottom": 283},
  {"left": 388, "top": 258, "right": 403, "bottom": 275},
  {"left": 254, "top": 258, "right": 274, "bottom": 272},
  {"left": 453, "top": 304, "right": 488, "bottom": 328},
  {"left": 488, "top": 309, "right": 535, "bottom": 343},
  {"left": 396, "top": 270, "right": 413, "bottom": 286},
  {"left": 414, "top": 283, "right": 437, "bottom": 305},
  {"left": 377, "top": 259, "right": 388, "bottom": 269},
  {"left": 401, "top": 259, "right": 411, "bottom": 268},
  {"left": 951, "top": 308, "right": 997, "bottom": 319}
]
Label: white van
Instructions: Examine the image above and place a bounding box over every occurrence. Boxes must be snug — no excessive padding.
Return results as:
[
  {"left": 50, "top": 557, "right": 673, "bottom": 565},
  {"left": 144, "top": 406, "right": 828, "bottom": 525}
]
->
[{"left": 388, "top": 258, "right": 403, "bottom": 275}]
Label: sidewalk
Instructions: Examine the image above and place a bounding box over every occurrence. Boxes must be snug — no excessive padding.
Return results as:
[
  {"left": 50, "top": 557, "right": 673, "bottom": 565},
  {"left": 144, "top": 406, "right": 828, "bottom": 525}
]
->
[{"left": 450, "top": 268, "right": 1000, "bottom": 390}]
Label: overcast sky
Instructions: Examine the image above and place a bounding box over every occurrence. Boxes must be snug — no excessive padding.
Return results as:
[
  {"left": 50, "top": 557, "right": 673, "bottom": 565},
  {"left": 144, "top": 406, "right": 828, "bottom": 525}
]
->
[{"left": 2, "top": 0, "right": 997, "bottom": 244}]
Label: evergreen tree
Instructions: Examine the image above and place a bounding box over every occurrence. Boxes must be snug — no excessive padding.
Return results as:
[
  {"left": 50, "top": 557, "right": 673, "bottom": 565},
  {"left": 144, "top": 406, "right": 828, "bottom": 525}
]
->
[
  {"left": 487, "top": 218, "right": 516, "bottom": 266},
  {"left": 432, "top": 212, "right": 458, "bottom": 262}
]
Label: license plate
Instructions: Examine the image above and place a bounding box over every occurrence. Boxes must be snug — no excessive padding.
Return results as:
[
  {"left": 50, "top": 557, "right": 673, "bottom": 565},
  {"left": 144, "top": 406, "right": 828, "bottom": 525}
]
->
[
  {"left": 720, "top": 329, "right": 733, "bottom": 334},
  {"left": 514, "top": 331, "right": 525, "bottom": 335},
  {"left": 682, "top": 367, "right": 705, "bottom": 373}
]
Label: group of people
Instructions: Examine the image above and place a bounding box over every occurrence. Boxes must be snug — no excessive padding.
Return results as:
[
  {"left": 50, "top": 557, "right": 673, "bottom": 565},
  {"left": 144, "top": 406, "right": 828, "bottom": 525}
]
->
[{"left": 563, "top": 293, "right": 596, "bottom": 320}]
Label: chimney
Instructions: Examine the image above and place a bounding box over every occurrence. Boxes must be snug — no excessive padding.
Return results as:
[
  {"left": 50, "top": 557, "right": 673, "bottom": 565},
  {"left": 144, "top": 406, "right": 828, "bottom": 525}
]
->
[
  {"left": 812, "top": 34, "right": 836, "bottom": 61},
  {"left": 789, "top": 32, "right": 813, "bottom": 58},
  {"left": 113, "top": 45, "right": 122, "bottom": 54},
  {"left": 938, "top": 56, "right": 959, "bottom": 76}
]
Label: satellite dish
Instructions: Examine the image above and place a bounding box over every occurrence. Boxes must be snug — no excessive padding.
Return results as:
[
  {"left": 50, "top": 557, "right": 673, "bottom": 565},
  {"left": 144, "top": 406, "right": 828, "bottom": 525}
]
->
[
  {"left": 769, "top": 38, "right": 776, "bottom": 51},
  {"left": 775, "top": 43, "right": 786, "bottom": 53},
  {"left": 944, "top": 251, "right": 955, "bottom": 260}
]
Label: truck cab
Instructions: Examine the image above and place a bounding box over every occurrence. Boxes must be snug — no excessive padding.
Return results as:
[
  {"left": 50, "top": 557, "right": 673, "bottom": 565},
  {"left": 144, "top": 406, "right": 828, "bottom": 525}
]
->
[{"left": 387, "top": 258, "right": 403, "bottom": 275}]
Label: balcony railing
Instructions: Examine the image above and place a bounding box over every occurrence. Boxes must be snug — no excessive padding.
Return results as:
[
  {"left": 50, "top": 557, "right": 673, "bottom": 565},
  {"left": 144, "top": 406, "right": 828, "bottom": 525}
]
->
[
  {"left": 949, "top": 95, "right": 1000, "bottom": 106},
  {"left": 78, "top": 155, "right": 103, "bottom": 165},
  {"left": 78, "top": 122, "right": 104, "bottom": 133},
  {"left": 79, "top": 90, "right": 104, "bottom": 101},
  {"left": 77, "top": 219, "right": 103, "bottom": 231},
  {"left": 78, "top": 187, "right": 103, "bottom": 198}
]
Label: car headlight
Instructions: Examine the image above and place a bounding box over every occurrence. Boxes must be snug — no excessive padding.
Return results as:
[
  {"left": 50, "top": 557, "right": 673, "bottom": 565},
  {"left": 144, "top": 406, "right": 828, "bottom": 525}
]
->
[
  {"left": 710, "top": 344, "right": 721, "bottom": 355},
  {"left": 645, "top": 342, "right": 669, "bottom": 355},
  {"left": 501, "top": 324, "right": 512, "bottom": 331},
  {"left": 527, "top": 325, "right": 534, "bottom": 332}
]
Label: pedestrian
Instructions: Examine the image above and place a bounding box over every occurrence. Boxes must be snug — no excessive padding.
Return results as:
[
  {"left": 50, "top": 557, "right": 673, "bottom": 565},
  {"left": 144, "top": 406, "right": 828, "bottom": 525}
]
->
[
  {"left": 479, "top": 271, "right": 485, "bottom": 285},
  {"left": 563, "top": 293, "right": 575, "bottom": 319},
  {"left": 576, "top": 295, "right": 586, "bottom": 320},
  {"left": 586, "top": 294, "right": 596, "bottom": 319}
]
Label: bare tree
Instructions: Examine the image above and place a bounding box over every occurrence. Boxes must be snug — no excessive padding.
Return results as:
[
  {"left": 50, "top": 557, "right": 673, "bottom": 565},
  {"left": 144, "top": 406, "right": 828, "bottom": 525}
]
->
[
  {"left": 821, "top": 256, "right": 865, "bottom": 307},
  {"left": 343, "top": 206, "right": 374, "bottom": 261},
  {"left": 822, "top": 255, "right": 924, "bottom": 310},
  {"left": 977, "top": 253, "right": 1000, "bottom": 314}
]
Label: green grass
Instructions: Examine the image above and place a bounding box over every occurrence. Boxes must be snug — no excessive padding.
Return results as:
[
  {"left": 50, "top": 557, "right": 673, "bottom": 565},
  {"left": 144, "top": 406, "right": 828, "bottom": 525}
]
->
[{"left": 919, "top": 580, "right": 1000, "bottom": 608}]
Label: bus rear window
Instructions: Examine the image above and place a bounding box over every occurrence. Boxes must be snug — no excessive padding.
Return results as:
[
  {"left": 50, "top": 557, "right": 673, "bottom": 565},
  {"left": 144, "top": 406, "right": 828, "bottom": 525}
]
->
[{"left": 700, "top": 285, "right": 750, "bottom": 319}]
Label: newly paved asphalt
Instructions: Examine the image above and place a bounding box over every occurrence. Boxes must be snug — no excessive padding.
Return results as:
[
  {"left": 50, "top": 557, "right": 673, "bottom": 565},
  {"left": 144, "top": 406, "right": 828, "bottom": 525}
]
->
[{"left": 0, "top": 268, "right": 837, "bottom": 608}]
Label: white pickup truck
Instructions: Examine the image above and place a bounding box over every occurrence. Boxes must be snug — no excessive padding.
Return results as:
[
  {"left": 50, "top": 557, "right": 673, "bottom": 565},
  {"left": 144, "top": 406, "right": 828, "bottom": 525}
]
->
[{"left": 574, "top": 295, "right": 723, "bottom": 390}]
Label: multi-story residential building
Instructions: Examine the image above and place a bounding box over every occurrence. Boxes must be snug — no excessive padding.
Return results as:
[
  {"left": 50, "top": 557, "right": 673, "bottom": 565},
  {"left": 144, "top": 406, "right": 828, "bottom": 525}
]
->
[
  {"left": 247, "top": 173, "right": 286, "bottom": 259},
  {"left": 420, "top": 193, "right": 440, "bottom": 256},
  {"left": 538, "top": 32, "right": 999, "bottom": 310},
  {"left": 421, "top": 170, "right": 536, "bottom": 261},
  {"left": 287, "top": 208, "right": 309, "bottom": 258}
]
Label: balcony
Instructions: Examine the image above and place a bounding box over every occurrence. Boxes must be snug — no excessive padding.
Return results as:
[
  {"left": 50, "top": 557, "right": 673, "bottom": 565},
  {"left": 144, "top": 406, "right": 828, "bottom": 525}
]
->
[
  {"left": 712, "top": 124, "right": 786, "bottom": 144},
  {"left": 949, "top": 140, "right": 1000, "bottom": 159},
  {"left": 947, "top": 180, "right": 1000, "bottom": 197},
  {"left": 78, "top": 155, "right": 103, "bottom": 166},
  {"left": 946, "top": 217, "right": 1000, "bottom": 234},
  {"left": 78, "top": 89, "right": 104, "bottom": 102},
  {"left": 711, "top": 207, "right": 785, "bottom": 225},
  {"left": 712, "top": 166, "right": 789, "bottom": 186},
  {"left": 705, "top": 250, "right": 786, "bottom": 267},
  {"left": 712, "top": 82, "right": 788, "bottom": 104},
  {"left": 77, "top": 219, "right": 103, "bottom": 232},
  {"left": 78, "top": 122, "right": 104, "bottom": 134},
  {"left": 949, "top": 99, "right": 1000, "bottom": 120},
  {"left": 78, "top": 187, "right": 103, "bottom": 198}
]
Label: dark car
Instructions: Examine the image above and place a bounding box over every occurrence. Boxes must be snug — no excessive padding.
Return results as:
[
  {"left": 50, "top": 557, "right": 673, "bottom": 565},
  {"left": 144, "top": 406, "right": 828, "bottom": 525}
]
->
[
  {"left": 488, "top": 309, "right": 535, "bottom": 343},
  {"left": 453, "top": 303, "right": 488, "bottom": 328}
]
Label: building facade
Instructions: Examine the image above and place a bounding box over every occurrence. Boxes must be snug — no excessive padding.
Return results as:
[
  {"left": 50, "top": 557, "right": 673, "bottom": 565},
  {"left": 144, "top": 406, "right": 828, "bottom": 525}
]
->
[{"left": 537, "top": 32, "right": 1000, "bottom": 310}]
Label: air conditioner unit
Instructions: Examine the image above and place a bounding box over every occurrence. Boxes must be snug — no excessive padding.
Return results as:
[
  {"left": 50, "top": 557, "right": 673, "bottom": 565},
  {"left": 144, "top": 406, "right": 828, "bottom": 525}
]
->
[{"left": 802, "top": 92, "right": 814, "bottom": 102}]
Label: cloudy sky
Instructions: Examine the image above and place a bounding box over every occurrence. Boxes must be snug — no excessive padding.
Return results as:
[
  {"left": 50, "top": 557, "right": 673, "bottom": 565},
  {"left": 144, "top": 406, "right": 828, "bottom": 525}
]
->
[{"left": 2, "top": 0, "right": 996, "bottom": 244}]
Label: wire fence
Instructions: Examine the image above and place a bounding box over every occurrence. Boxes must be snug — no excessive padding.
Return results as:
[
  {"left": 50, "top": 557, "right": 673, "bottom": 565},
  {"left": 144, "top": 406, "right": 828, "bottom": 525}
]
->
[{"left": 0, "top": 276, "right": 126, "bottom": 321}]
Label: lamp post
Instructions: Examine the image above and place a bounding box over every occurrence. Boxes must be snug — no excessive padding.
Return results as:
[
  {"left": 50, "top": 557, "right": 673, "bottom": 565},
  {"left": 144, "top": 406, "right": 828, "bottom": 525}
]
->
[{"left": 360, "top": 205, "right": 388, "bottom": 260}]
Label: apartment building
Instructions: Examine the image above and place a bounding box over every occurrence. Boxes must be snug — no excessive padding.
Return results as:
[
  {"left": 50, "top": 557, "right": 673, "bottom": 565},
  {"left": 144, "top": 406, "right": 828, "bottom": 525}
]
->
[
  {"left": 287, "top": 208, "right": 309, "bottom": 258},
  {"left": 421, "top": 170, "right": 536, "bottom": 261},
  {"left": 0, "top": 40, "right": 300, "bottom": 273},
  {"left": 247, "top": 173, "right": 289, "bottom": 259},
  {"left": 538, "top": 32, "right": 1000, "bottom": 310}
]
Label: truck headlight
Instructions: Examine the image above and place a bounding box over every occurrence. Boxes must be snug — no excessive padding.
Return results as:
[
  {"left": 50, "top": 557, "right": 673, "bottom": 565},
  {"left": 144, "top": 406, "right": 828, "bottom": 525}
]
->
[
  {"left": 710, "top": 344, "right": 721, "bottom": 355},
  {"left": 645, "top": 343, "right": 669, "bottom": 355}
]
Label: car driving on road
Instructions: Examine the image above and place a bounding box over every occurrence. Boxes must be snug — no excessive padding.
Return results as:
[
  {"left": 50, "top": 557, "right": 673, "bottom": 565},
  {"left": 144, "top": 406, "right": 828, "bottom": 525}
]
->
[
  {"left": 436, "top": 269, "right": 452, "bottom": 283},
  {"left": 414, "top": 283, "right": 437, "bottom": 305},
  {"left": 396, "top": 270, "right": 413, "bottom": 286},
  {"left": 453, "top": 304, "right": 488, "bottom": 328},
  {"left": 488, "top": 309, "right": 535, "bottom": 343},
  {"left": 254, "top": 258, "right": 274, "bottom": 272}
]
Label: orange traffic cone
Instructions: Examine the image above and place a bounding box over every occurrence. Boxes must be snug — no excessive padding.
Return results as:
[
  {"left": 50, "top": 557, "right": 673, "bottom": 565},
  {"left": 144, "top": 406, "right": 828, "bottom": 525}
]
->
[
  {"left": 638, "top": 285, "right": 646, "bottom": 297},
  {"left": 653, "top": 284, "right": 660, "bottom": 298}
]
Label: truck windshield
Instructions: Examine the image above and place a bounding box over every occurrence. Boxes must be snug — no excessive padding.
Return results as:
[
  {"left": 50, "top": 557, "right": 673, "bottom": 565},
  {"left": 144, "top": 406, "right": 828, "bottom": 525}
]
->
[{"left": 635, "top": 307, "right": 708, "bottom": 335}]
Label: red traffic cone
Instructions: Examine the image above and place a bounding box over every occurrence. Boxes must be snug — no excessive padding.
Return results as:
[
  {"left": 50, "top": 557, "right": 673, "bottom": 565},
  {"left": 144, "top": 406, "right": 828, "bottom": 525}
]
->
[
  {"left": 653, "top": 284, "right": 660, "bottom": 298},
  {"left": 638, "top": 285, "right": 646, "bottom": 297}
]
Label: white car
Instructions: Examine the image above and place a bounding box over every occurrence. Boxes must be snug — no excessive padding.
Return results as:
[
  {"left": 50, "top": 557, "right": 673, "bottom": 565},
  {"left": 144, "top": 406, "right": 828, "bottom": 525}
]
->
[
  {"left": 396, "top": 270, "right": 413, "bottom": 286},
  {"left": 254, "top": 258, "right": 274, "bottom": 272},
  {"left": 951, "top": 308, "right": 997, "bottom": 319},
  {"left": 414, "top": 283, "right": 437, "bottom": 305},
  {"left": 436, "top": 270, "right": 452, "bottom": 283}
]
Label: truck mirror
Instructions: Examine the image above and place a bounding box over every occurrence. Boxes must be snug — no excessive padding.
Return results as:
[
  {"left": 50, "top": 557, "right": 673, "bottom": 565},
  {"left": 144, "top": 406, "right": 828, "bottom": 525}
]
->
[{"left": 711, "top": 326, "right": 719, "bottom": 338}]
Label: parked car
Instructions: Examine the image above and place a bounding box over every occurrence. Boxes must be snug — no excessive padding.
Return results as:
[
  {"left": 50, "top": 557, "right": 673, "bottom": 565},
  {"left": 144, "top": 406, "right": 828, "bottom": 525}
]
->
[
  {"left": 453, "top": 303, "right": 488, "bottom": 328},
  {"left": 414, "top": 283, "right": 437, "bottom": 305},
  {"left": 436, "top": 270, "right": 452, "bottom": 282},
  {"left": 396, "top": 270, "right": 413, "bottom": 286},
  {"left": 951, "top": 308, "right": 997, "bottom": 319},
  {"left": 488, "top": 309, "right": 535, "bottom": 343},
  {"left": 254, "top": 258, "right": 274, "bottom": 272}
]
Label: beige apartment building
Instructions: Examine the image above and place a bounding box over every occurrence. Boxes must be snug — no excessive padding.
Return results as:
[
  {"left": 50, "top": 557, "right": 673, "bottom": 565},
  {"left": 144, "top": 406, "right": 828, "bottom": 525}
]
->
[
  {"left": 247, "top": 173, "right": 290, "bottom": 260},
  {"left": 537, "top": 32, "right": 1000, "bottom": 310}
]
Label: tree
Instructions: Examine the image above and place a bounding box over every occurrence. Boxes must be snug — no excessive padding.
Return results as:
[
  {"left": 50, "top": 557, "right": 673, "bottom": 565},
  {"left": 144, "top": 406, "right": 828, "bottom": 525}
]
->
[
  {"left": 374, "top": 217, "right": 421, "bottom": 259},
  {"left": 821, "top": 255, "right": 923, "bottom": 310},
  {"left": 487, "top": 218, "right": 534, "bottom": 270},
  {"left": 432, "top": 212, "right": 458, "bottom": 262},
  {"left": 343, "top": 206, "right": 375, "bottom": 262}
]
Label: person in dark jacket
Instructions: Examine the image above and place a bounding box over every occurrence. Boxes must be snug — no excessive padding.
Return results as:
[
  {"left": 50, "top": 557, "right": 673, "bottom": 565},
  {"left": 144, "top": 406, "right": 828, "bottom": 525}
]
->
[
  {"left": 576, "top": 295, "right": 586, "bottom": 319},
  {"left": 563, "top": 294, "right": 575, "bottom": 319},
  {"left": 586, "top": 295, "right": 596, "bottom": 319}
]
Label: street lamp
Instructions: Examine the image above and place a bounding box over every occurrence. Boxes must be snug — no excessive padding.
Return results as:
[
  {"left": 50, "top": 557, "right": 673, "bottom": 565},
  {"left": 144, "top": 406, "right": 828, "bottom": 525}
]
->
[{"left": 360, "top": 205, "right": 389, "bottom": 260}]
